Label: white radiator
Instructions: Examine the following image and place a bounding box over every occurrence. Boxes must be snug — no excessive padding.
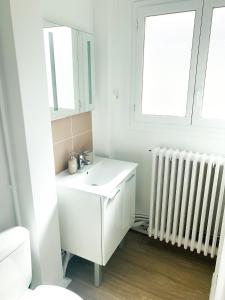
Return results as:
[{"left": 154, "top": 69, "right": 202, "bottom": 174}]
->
[{"left": 149, "top": 147, "right": 225, "bottom": 258}]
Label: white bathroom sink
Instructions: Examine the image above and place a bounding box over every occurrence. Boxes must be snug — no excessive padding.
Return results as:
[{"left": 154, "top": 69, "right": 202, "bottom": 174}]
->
[{"left": 56, "top": 156, "right": 137, "bottom": 197}]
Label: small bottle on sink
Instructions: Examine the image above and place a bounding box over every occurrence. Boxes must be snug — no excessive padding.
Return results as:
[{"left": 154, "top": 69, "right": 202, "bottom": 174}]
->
[{"left": 68, "top": 152, "right": 78, "bottom": 175}]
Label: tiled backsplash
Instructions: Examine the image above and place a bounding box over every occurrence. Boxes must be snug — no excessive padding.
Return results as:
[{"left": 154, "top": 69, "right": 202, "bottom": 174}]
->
[{"left": 51, "top": 112, "right": 93, "bottom": 174}]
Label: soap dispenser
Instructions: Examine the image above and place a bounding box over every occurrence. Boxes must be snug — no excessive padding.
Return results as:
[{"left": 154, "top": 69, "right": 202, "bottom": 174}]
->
[{"left": 68, "top": 152, "right": 78, "bottom": 175}]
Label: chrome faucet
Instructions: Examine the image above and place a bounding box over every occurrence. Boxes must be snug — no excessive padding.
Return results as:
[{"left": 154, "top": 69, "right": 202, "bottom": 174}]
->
[{"left": 77, "top": 151, "right": 91, "bottom": 169}]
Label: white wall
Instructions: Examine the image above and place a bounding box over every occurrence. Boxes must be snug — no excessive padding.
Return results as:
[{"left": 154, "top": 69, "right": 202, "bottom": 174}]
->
[
  {"left": 0, "top": 0, "right": 94, "bottom": 234},
  {"left": 0, "top": 0, "right": 63, "bottom": 287},
  {"left": 93, "top": 0, "right": 225, "bottom": 215},
  {"left": 0, "top": 122, "right": 16, "bottom": 231},
  {"left": 92, "top": 0, "right": 112, "bottom": 156},
  {"left": 40, "top": 0, "right": 94, "bottom": 32}
]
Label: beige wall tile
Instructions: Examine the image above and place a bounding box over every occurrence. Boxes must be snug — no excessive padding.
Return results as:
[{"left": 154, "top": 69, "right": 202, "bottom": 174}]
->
[
  {"left": 72, "top": 112, "right": 92, "bottom": 135},
  {"left": 51, "top": 117, "right": 72, "bottom": 143},
  {"left": 73, "top": 131, "right": 93, "bottom": 154},
  {"left": 53, "top": 139, "right": 73, "bottom": 174},
  {"left": 51, "top": 112, "right": 93, "bottom": 173}
]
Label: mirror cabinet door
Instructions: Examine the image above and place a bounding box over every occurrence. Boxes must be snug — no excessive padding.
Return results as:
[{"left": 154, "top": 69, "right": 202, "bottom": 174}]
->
[
  {"left": 78, "top": 32, "right": 95, "bottom": 112},
  {"left": 44, "top": 28, "right": 57, "bottom": 111},
  {"left": 43, "top": 26, "right": 79, "bottom": 120}
]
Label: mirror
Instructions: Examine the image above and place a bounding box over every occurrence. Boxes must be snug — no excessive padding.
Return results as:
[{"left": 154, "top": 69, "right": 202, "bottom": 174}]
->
[{"left": 43, "top": 22, "right": 95, "bottom": 120}]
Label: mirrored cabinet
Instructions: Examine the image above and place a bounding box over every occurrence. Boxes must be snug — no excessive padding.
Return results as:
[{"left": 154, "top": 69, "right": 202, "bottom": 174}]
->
[
  {"left": 43, "top": 24, "right": 95, "bottom": 120},
  {"left": 78, "top": 32, "right": 95, "bottom": 113}
]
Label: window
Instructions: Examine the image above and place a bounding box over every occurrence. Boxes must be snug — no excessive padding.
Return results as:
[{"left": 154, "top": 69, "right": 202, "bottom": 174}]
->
[
  {"left": 202, "top": 8, "right": 225, "bottom": 120},
  {"left": 193, "top": 4, "right": 225, "bottom": 126},
  {"left": 142, "top": 12, "right": 195, "bottom": 117},
  {"left": 134, "top": 0, "right": 225, "bottom": 127}
]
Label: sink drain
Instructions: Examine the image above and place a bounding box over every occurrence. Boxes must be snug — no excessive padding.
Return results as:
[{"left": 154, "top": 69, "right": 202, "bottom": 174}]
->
[{"left": 91, "top": 183, "right": 99, "bottom": 186}]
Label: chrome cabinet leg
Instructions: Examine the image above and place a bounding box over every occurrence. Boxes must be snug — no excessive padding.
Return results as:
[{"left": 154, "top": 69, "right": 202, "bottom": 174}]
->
[{"left": 94, "top": 263, "right": 102, "bottom": 287}]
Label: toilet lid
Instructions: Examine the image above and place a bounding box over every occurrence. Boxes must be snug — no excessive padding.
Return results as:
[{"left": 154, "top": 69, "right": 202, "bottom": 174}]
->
[{"left": 21, "top": 285, "right": 83, "bottom": 300}]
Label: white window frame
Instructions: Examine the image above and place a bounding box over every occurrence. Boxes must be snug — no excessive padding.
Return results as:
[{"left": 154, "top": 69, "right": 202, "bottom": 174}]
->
[
  {"left": 192, "top": 0, "right": 225, "bottom": 128},
  {"left": 132, "top": 0, "right": 204, "bottom": 126}
]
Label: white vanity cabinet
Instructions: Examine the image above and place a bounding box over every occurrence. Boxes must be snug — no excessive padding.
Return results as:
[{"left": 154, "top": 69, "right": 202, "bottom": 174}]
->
[
  {"left": 56, "top": 157, "right": 137, "bottom": 286},
  {"left": 56, "top": 157, "right": 137, "bottom": 271},
  {"left": 57, "top": 171, "right": 136, "bottom": 266}
]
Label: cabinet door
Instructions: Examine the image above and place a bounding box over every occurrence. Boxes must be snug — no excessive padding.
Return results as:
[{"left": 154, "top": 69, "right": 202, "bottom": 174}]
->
[
  {"left": 43, "top": 26, "right": 80, "bottom": 118},
  {"left": 53, "top": 27, "right": 79, "bottom": 112},
  {"left": 123, "top": 173, "right": 136, "bottom": 235},
  {"left": 57, "top": 187, "right": 102, "bottom": 265},
  {"left": 78, "top": 32, "right": 95, "bottom": 112},
  {"left": 102, "top": 183, "right": 125, "bottom": 265}
]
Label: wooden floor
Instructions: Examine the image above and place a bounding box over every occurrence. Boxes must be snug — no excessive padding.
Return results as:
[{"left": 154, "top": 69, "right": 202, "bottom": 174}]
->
[{"left": 67, "top": 231, "right": 215, "bottom": 300}]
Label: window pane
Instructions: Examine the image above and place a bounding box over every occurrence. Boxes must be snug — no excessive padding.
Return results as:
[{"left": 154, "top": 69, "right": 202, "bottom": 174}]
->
[
  {"left": 142, "top": 12, "right": 195, "bottom": 116},
  {"left": 202, "top": 8, "right": 225, "bottom": 120}
]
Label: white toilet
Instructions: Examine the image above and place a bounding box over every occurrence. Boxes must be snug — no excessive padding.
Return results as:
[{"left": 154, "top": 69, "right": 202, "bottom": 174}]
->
[{"left": 0, "top": 226, "right": 82, "bottom": 300}]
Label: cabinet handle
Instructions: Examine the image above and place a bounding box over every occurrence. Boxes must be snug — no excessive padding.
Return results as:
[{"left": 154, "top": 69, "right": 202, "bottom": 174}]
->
[{"left": 126, "top": 174, "right": 135, "bottom": 183}]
